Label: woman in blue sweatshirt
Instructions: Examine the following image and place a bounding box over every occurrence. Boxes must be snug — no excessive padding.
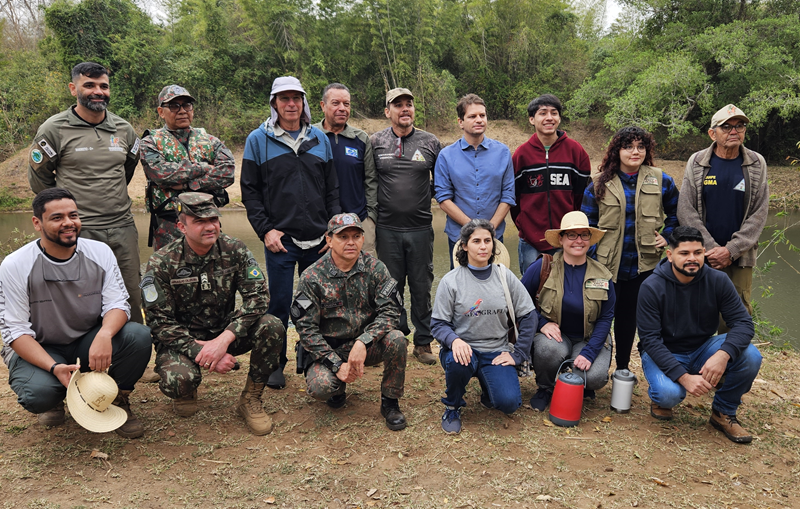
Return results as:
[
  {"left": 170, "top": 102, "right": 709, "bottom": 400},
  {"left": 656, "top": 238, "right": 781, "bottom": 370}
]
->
[{"left": 521, "top": 211, "right": 617, "bottom": 412}]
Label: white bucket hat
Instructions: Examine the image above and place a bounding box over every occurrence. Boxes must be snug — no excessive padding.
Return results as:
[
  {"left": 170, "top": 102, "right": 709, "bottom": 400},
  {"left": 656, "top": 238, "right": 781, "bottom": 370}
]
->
[
  {"left": 66, "top": 363, "right": 127, "bottom": 433},
  {"left": 544, "top": 211, "right": 606, "bottom": 248},
  {"left": 268, "top": 76, "right": 312, "bottom": 127}
]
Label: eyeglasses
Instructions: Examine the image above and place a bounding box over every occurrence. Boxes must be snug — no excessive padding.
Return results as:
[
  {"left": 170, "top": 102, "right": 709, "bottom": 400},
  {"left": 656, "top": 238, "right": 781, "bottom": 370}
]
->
[
  {"left": 163, "top": 102, "right": 194, "bottom": 113},
  {"left": 716, "top": 123, "right": 746, "bottom": 133},
  {"left": 621, "top": 144, "right": 646, "bottom": 153},
  {"left": 562, "top": 231, "right": 592, "bottom": 241}
]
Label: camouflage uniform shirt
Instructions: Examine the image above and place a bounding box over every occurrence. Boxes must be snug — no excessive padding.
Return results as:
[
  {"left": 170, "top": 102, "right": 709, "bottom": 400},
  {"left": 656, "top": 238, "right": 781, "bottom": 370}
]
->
[
  {"left": 142, "top": 232, "right": 268, "bottom": 359},
  {"left": 294, "top": 252, "right": 401, "bottom": 367}
]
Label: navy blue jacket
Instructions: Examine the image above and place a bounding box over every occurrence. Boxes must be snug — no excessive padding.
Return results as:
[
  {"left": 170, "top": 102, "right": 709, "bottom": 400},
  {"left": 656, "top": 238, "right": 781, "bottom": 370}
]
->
[
  {"left": 637, "top": 258, "right": 754, "bottom": 382},
  {"left": 241, "top": 122, "right": 340, "bottom": 241}
]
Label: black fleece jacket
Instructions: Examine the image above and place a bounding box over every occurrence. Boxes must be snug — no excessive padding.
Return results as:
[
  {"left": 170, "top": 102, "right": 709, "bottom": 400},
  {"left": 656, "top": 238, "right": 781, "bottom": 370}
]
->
[{"left": 636, "top": 258, "right": 754, "bottom": 382}]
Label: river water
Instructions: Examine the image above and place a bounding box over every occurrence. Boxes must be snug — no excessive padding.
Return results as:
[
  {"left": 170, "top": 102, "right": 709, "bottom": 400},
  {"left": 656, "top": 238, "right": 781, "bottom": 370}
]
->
[{"left": 2, "top": 208, "right": 798, "bottom": 348}]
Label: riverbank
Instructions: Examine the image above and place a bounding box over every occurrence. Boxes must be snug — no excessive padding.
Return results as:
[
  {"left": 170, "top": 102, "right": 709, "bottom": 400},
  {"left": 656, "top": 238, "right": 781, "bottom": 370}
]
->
[{"left": 1, "top": 119, "right": 799, "bottom": 212}]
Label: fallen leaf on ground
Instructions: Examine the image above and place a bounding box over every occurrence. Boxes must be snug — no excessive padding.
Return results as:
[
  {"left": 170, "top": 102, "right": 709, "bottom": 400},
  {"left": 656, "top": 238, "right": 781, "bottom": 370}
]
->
[
  {"left": 264, "top": 497, "right": 275, "bottom": 504},
  {"left": 366, "top": 489, "right": 377, "bottom": 497},
  {"left": 602, "top": 416, "right": 612, "bottom": 423},
  {"left": 398, "top": 489, "right": 411, "bottom": 495},
  {"left": 90, "top": 450, "right": 108, "bottom": 460},
  {"left": 536, "top": 495, "right": 553, "bottom": 501},
  {"left": 784, "top": 432, "right": 798, "bottom": 439},
  {"left": 730, "top": 473, "right": 739, "bottom": 479},
  {"left": 543, "top": 418, "right": 554, "bottom": 427},
  {"left": 771, "top": 389, "right": 788, "bottom": 399},
  {"left": 397, "top": 452, "right": 403, "bottom": 459},
  {"left": 650, "top": 477, "right": 669, "bottom": 487}
]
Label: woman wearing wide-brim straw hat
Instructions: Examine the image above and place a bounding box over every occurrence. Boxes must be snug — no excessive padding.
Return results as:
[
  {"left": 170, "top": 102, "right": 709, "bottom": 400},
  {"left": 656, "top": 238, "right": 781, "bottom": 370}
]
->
[
  {"left": 520, "top": 211, "right": 617, "bottom": 412},
  {"left": 580, "top": 126, "right": 679, "bottom": 376}
]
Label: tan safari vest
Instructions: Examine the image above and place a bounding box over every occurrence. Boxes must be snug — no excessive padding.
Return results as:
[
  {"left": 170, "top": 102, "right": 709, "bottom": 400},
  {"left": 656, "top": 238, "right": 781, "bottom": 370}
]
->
[
  {"left": 538, "top": 251, "right": 613, "bottom": 340},
  {"left": 593, "top": 165, "right": 665, "bottom": 282}
]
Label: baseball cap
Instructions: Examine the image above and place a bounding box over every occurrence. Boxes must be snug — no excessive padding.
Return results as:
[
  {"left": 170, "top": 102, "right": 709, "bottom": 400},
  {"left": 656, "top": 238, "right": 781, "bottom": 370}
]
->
[
  {"left": 386, "top": 88, "right": 414, "bottom": 106},
  {"left": 158, "top": 85, "right": 195, "bottom": 105},
  {"left": 710, "top": 104, "right": 750, "bottom": 128},
  {"left": 176, "top": 192, "right": 221, "bottom": 218},
  {"left": 327, "top": 213, "right": 364, "bottom": 235}
]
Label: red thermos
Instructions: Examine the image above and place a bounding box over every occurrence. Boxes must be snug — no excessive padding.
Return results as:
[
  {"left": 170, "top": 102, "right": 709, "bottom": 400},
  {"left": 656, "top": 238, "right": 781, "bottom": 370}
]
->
[{"left": 549, "top": 371, "right": 585, "bottom": 427}]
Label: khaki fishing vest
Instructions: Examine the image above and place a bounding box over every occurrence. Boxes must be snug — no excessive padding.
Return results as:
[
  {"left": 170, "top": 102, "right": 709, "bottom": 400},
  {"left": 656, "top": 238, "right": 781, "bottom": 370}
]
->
[
  {"left": 593, "top": 165, "right": 665, "bottom": 282},
  {"left": 538, "top": 251, "right": 613, "bottom": 340}
]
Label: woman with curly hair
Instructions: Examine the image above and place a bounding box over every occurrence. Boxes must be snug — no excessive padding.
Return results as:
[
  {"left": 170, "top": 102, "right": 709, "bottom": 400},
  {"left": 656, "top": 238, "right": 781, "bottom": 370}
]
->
[{"left": 581, "top": 126, "right": 679, "bottom": 375}]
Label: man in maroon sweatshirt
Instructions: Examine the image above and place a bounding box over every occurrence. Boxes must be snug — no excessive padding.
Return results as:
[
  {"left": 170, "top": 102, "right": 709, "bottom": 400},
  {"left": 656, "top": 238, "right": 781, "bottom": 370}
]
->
[{"left": 511, "top": 94, "right": 591, "bottom": 273}]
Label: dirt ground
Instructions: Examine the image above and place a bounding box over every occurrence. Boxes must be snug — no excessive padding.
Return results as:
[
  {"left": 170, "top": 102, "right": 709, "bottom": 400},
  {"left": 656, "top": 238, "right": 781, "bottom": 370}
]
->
[
  {"left": 1, "top": 334, "right": 799, "bottom": 509},
  {"left": 1, "top": 120, "right": 800, "bottom": 508}
]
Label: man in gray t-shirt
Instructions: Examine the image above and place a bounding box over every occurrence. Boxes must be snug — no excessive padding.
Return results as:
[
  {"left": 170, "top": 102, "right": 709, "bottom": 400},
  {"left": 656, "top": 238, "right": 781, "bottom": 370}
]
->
[{"left": 371, "top": 88, "right": 441, "bottom": 366}]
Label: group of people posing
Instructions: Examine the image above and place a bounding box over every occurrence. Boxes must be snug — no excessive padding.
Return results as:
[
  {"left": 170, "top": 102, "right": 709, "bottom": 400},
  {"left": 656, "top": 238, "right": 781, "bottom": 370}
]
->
[{"left": 1, "top": 62, "right": 768, "bottom": 445}]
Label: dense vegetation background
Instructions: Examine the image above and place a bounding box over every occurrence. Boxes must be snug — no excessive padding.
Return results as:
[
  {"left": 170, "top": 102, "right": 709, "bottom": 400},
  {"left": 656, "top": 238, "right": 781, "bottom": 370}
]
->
[{"left": 1, "top": 0, "right": 799, "bottom": 161}]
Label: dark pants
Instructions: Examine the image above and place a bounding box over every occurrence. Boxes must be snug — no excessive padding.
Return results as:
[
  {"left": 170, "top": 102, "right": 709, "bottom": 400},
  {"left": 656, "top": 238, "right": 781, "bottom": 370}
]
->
[
  {"left": 155, "top": 314, "right": 284, "bottom": 399},
  {"left": 8, "top": 322, "right": 152, "bottom": 414},
  {"left": 305, "top": 330, "right": 407, "bottom": 400},
  {"left": 532, "top": 333, "right": 612, "bottom": 392},
  {"left": 265, "top": 237, "right": 325, "bottom": 365},
  {"left": 440, "top": 348, "right": 521, "bottom": 414},
  {"left": 376, "top": 226, "right": 434, "bottom": 345},
  {"left": 613, "top": 270, "right": 652, "bottom": 371}
]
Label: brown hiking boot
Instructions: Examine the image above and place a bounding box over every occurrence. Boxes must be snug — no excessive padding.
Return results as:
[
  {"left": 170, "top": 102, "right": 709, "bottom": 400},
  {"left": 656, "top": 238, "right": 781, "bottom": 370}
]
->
[
  {"left": 173, "top": 390, "right": 198, "bottom": 417},
  {"left": 413, "top": 344, "right": 437, "bottom": 365},
  {"left": 113, "top": 390, "right": 144, "bottom": 439},
  {"left": 710, "top": 410, "right": 753, "bottom": 444},
  {"left": 236, "top": 377, "right": 273, "bottom": 436},
  {"left": 38, "top": 402, "right": 65, "bottom": 427},
  {"left": 650, "top": 402, "right": 673, "bottom": 421},
  {"left": 138, "top": 366, "right": 160, "bottom": 384}
]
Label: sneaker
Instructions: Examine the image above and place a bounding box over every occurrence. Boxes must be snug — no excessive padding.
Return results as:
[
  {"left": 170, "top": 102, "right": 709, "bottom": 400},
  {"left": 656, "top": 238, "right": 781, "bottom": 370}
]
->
[
  {"left": 38, "top": 402, "right": 65, "bottom": 427},
  {"left": 326, "top": 393, "right": 347, "bottom": 409},
  {"left": 441, "top": 407, "right": 462, "bottom": 434},
  {"left": 480, "top": 391, "right": 493, "bottom": 410},
  {"left": 529, "top": 388, "right": 552, "bottom": 412},
  {"left": 413, "top": 344, "right": 438, "bottom": 365},
  {"left": 584, "top": 389, "right": 596, "bottom": 401},
  {"left": 650, "top": 402, "right": 673, "bottom": 421},
  {"left": 380, "top": 397, "right": 407, "bottom": 431},
  {"left": 710, "top": 409, "right": 752, "bottom": 444}
]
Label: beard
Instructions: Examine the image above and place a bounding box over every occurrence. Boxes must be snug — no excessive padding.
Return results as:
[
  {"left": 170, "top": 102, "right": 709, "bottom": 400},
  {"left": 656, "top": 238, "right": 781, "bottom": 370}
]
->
[
  {"left": 43, "top": 226, "right": 80, "bottom": 248},
  {"left": 78, "top": 91, "right": 109, "bottom": 112},
  {"left": 673, "top": 260, "right": 700, "bottom": 278}
]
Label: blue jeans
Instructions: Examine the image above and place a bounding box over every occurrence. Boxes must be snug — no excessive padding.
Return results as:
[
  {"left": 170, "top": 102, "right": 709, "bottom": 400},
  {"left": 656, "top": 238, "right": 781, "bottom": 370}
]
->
[
  {"left": 641, "top": 334, "right": 762, "bottom": 416},
  {"left": 448, "top": 236, "right": 503, "bottom": 270},
  {"left": 265, "top": 237, "right": 325, "bottom": 364},
  {"left": 518, "top": 238, "right": 555, "bottom": 275},
  {"left": 440, "top": 348, "right": 521, "bottom": 414}
]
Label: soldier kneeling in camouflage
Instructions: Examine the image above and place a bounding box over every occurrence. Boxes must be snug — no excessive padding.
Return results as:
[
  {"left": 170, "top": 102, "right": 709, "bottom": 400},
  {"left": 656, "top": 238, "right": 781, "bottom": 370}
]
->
[
  {"left": 142, "top": 193, "right": 283, "bottom": 435},
  {"left": 293, "top": 213, "right": 408, "bottom": 430}
]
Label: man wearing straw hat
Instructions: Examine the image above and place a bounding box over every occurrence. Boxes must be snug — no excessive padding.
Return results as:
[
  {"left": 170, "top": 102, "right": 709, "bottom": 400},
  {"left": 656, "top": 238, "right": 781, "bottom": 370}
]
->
[
  {"left": 0, "top": 188, "right": 151, "bottom": 437},
  {"left": 434, "top": 94, "right": 515, "bottom": 270},
  {"left": 521, "top": 211, "right": 616, "bottom": 412},
  {"left": 142, "top": 193, "right": 283, "bottom": 435}
]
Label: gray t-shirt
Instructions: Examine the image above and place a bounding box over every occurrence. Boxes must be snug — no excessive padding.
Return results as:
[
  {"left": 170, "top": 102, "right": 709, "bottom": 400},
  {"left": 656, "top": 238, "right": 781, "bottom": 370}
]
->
[{"left": 432, "top": 265, "right": 534, "bottom": 353}]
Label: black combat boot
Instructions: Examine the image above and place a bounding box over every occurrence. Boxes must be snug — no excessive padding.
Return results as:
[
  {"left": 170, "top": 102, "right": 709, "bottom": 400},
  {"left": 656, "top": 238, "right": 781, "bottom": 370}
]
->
[{"left": 380, "top": 396, "right": 407, "bottom": 431}]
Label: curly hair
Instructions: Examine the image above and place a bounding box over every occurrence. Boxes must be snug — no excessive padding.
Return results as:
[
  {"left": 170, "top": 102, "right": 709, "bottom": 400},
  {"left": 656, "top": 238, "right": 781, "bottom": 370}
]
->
[
  {"left": 455, "top": 219, "right": 496, "bottom": 267},
  {"left": 595, "top": 126, "right": 656, "bottom": 200}
]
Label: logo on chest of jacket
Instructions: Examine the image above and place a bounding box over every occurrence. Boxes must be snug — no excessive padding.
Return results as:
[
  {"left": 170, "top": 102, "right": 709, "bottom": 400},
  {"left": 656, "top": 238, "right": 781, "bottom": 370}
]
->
[
  {"left": 345, "top": 147, "right": 359, "bottom": 158},
  {"left": 176, "top": 267, "right": 193, "bottom": 278},
  {"left": 109, "top": 135, "right": 124, "bottom": 152},
  {"left": 528, "top": 174, "right": 544, "bottom": 188}
]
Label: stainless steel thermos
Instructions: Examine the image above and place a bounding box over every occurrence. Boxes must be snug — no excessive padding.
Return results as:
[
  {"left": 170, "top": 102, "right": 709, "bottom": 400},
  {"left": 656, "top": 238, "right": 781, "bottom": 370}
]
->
[{"left": 609, "top": 369, "right": 636, "bottom": 413}]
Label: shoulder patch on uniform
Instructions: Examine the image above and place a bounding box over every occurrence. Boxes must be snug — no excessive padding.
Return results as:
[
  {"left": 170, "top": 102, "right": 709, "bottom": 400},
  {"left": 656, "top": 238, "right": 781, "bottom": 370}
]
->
[
  {"left": 170, "top": 277, "right": 199, "bottom": 285},
  {"left": 38, "top": 139, "right": 56, "bottom": 158},
  {"left": 246, "top": 266, "right": 264, "bottom": 280},
  {"left": 642, "top": 175, "right": 659, "bottom": 186},
  {"left": 31, "top": 149, "right": 43, "bottom": 164},
  {"left": 139, "top": 275, "right": 155, "bottom": 288},
  {"left": 176, "top": 267, "right": 192, "bottom": 278},
  {"left": 379, "top": 279, "right": 397, "bottom": 298},
  {"left": 247, "top": 257, "right": 258, "bottom": 267},
  {"left": 290, "top": 292, "right": 313, "bottom": 319},
  {"left": 585, "top": 278, "right": 610, "bottom": 290},
  {"left": 131, "top": 137, "right": 141, "bottom": 155}
]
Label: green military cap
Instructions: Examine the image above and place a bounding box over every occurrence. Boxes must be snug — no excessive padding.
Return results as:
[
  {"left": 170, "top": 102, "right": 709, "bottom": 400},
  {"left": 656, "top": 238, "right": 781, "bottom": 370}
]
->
[
  {"left": 327, "top": 213, "right": 363, "bottom": 235},
  {"left": 176, "top": 192, "right": 220, "bottom": 218},
  {"left": 158, "top": 85, "right": 195, "bottom": 105},
  {"left": 386, "top": 87, "right": 414, "bottom": 106}
]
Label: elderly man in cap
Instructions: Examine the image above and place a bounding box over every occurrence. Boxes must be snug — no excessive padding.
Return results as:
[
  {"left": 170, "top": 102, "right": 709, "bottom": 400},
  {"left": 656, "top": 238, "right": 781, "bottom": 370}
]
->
[
  {"left": 370, "top": 88, "right": 441, "bottom": 365},
  {"left": 292, "top": 213, "right": 408, "bottom": 430},
  {"left": 242, "top": 76, "right": 340, "bottom": 390},
  {"left": 678, "top": 105, "right": 769, "bottom": 331},
  {"left": 1, "top": 188, "right": 151, "bottom": 437},
  {"left": 140, "top": 85, "right": 235, "bottom": 251},
  {"left": 142, "top": 193, "right": 284, "bottom": 435}
]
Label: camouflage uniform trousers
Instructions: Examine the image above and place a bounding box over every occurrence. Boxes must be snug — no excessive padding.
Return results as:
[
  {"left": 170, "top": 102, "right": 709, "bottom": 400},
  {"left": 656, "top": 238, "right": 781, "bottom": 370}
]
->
[
  {"left": 153, "top": 217, "right": 183, "bottom": 252},
  {"left": 155, "top": 313, "right": 284, "bottom": 399},
  {"left": 306, "top": 329, "right": 407, "bottom": 401}
]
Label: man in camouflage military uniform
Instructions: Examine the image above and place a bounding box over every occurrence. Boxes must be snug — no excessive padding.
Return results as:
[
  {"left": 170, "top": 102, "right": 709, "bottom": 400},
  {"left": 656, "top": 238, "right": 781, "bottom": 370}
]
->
[
  {"left": 292, "top": 213, "right": 408, "bottom": 431},
  {"left": 142, "top": 193, "right": 283, "bottom": 435},
  {"left": 141, "top": 85, "right": 235, "bottom": 251}
]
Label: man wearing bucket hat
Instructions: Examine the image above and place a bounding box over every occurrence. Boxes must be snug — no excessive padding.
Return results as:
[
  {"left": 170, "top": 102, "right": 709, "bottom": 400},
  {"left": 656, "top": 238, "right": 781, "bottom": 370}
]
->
[
  {"left": 292, "top": 213, "right": 408, "bottom": 430},
  {"left": 242, "top": 76, "right": 340, "bottom": 390},
  {"left": 637, "top": 226, "right": 762, "bottom": 443},
  {"left": 142, "top": 193, "right": 284, "bottom": 435},
  {"left": 140, "top": 84, "right": 235, "bottom": 251},
  {"left": 370, "top": 87, "right": 441, "bottom": 366},
  {"left": 1, "top": 188, "right": 151, "bottom": 437},
  {"left": 678, "top": 104, "right": 768, "bottom": 333},
  {"left": 521, "top": 211, "right": 616, "bottom": 412}
]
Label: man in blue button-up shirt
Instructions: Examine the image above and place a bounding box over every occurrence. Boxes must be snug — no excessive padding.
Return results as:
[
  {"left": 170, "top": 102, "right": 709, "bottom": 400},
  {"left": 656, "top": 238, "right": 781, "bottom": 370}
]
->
[{"left": 434, "top": 94, "right": 516, "bottom": 268}]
